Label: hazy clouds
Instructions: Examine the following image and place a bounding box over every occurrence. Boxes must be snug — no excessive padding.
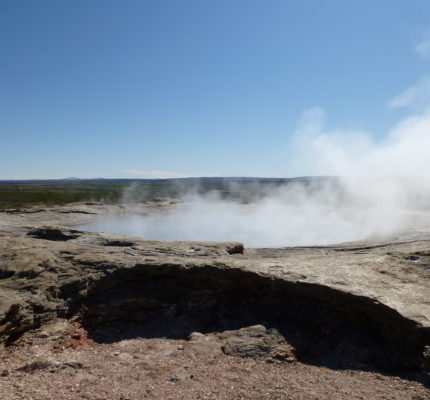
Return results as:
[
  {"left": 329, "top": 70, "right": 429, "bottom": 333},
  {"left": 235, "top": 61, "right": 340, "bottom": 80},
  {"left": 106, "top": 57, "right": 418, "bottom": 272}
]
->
[{"left": 387, "top": 78, "right": 430, "bottom": 109}]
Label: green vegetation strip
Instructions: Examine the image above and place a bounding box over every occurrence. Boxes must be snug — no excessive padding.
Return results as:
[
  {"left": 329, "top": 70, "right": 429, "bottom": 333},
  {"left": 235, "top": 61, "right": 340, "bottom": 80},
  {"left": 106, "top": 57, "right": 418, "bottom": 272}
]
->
[
  {"left": 0, "top": 177, "right": 318, "bottom": 210},
  {"left": 0, "top": 182, "right": 126, "bottom": 209}
]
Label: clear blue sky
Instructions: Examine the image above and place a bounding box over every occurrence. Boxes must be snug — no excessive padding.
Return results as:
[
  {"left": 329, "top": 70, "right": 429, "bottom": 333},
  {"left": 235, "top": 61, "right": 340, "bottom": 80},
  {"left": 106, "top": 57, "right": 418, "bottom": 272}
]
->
[{"left": 1, "top": 0, "right": 430, "bottom": 179}]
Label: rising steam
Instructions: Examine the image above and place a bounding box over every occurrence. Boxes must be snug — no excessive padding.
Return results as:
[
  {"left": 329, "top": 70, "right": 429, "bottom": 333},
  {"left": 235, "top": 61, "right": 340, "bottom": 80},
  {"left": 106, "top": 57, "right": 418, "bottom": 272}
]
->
[{"left": 83, "top": 108, "right": 430, "bottom": 247}]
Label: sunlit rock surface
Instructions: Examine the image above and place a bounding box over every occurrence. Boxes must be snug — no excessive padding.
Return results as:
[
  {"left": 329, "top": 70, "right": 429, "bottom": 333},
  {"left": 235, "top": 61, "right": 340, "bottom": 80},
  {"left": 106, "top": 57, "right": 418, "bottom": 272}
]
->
[{"left": 0, "top": 204, "right": 429, "bottom": 372}]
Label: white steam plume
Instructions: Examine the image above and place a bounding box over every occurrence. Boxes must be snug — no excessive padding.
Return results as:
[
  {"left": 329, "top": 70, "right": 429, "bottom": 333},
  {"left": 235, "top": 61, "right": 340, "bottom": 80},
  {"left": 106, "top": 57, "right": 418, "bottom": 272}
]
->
[
  {"left": 84, "top": 108, "right": 430, "bottom": 247},
  {"left": 289, "top": 107, "right": 430, "bottom": 177}
]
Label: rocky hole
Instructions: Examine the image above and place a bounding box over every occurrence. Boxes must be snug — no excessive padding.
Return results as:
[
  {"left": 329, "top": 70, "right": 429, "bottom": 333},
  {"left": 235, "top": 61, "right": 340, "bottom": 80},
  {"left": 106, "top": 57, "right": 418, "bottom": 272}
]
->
[
  {"left": 27, "top": 227, "right": 80, "bottom": 241},
  {"left": 76, "top": 266, "right": 423, "bottom": 372},
  {"left": 103, "top": 240, "right": 135, "bottom": 247}
]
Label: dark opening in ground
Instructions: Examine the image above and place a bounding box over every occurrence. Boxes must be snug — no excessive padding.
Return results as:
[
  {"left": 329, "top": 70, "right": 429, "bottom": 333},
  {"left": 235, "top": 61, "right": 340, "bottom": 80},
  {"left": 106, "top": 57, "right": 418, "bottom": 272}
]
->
[{"left": 76, "top": 266, "right": 427, "bottom": 376}]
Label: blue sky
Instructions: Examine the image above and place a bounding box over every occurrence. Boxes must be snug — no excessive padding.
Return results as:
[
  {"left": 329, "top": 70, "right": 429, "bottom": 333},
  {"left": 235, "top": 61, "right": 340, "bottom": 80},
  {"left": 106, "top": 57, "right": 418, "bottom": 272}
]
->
[{"left": 1, "top": 0, "right": 430, "bottom": 179}]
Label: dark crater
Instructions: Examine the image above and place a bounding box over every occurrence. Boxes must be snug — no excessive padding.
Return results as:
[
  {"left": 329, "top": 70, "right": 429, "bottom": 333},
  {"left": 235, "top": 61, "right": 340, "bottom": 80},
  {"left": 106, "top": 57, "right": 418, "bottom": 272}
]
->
[
  {"left": 27, "top": 227, "right": 80, "bottom": 241},
  {"left": 0, "top": 270, "right": 15, "bottom": 279},
  {"left": 75, "top": 265, "right": 430, "bottom": 378},
  {"left": 103, "top": 240, "right": 135, "bottom": 247}
]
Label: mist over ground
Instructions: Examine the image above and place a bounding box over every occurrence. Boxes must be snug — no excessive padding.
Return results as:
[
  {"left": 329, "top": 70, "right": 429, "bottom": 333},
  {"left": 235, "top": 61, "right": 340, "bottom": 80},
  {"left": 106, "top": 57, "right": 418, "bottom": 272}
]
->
[
  {"left": 83, "top": 108, "right": 430, "bottom": 247},
  {"left": 82, "top": 177, "right": 430, "bottom": 247}
]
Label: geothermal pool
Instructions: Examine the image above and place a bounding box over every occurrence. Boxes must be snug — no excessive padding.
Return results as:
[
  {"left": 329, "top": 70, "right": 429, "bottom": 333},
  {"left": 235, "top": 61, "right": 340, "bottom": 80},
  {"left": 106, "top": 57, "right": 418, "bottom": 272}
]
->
[{"left": 80, "top": 197, "right": 430, "bottom": 247}]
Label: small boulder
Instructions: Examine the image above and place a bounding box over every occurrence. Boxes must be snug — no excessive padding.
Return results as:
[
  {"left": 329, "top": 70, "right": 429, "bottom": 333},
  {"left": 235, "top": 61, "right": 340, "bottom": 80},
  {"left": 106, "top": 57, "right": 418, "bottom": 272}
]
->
[{"left": 218, "top": 325, "right": 296, "bottom": 363}]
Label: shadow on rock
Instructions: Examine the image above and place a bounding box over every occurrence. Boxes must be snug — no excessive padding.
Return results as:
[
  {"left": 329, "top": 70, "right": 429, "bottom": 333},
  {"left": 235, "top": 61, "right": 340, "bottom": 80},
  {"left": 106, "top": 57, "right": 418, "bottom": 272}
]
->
[{"left": 77, "top": 271, "right": 429, "bottom": 387}]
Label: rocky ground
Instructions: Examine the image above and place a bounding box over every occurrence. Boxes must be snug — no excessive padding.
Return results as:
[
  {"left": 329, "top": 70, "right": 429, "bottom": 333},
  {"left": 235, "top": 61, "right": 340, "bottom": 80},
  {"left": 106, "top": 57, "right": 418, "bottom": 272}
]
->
[{"left": 0, "top": 203, "right": 429, "bottom": 399}]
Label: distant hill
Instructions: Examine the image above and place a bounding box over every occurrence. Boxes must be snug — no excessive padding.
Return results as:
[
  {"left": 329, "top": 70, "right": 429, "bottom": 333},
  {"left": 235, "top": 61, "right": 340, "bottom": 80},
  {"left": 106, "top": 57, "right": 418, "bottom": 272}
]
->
[{"left": 0, "top": 176, "right": 338, "bottom": 185}]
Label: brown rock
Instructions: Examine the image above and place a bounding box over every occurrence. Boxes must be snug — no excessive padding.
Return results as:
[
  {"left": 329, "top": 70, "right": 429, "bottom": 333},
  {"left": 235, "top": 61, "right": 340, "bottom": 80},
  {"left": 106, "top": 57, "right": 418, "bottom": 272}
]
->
[
  {"left": 218, "top": 325, "right": 297, "bottom": 362},
  {"left": 0, "top": 205, "right": 429, "bottom": 372}
]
